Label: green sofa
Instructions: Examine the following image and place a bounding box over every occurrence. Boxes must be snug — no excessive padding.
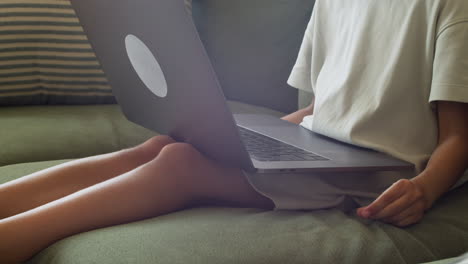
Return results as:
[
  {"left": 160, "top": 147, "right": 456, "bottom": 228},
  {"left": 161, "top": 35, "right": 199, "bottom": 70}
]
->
[{"left": 1, "top": 1, "right": 467, "bottom": 263}]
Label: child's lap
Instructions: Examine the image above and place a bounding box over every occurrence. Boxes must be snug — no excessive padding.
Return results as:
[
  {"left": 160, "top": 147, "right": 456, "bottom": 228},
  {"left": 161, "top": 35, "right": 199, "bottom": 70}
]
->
[{"left": 243, "top": 170, "right": 416, "bottom": 212}]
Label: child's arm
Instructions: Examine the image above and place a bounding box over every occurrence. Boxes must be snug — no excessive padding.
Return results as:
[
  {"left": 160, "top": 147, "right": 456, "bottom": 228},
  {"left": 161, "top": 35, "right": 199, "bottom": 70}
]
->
[
  {"left": 281, "top": 97, "right": 315, "bottom": 125},
  {"left": 357, "top": 101, "right": 468, "bottom": 227}
]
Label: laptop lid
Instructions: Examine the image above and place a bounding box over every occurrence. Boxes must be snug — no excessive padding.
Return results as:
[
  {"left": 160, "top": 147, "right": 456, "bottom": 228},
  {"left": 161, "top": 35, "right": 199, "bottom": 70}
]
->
[{"left": 71, "top": 0, "right": 257, "bottom": 171}]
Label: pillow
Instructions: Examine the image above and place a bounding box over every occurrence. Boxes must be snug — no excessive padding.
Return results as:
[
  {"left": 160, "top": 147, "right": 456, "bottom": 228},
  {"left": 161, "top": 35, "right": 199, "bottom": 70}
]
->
[{"left": 0, "top": 0, "right": 115, "bottom": 105}]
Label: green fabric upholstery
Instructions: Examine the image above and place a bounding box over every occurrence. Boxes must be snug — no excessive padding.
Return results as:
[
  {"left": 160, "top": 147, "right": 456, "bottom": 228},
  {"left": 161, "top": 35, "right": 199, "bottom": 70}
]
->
[
  {"left": 423, "top": 257, "right": 463, "bottom": 264},
  {"left": 0, "top": 104, "right": 156, "bottom": 166},
  {"left": 0, "top": 160, "right": 465, "bottom": 264},
  {"left": 0, "top": 0, "right": 114, "bottom": 106}
]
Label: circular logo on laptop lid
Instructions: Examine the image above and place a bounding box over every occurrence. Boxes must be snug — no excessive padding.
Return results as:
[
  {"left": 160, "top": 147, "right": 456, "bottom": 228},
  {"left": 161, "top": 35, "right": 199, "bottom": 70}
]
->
[{"left": 125, "top": 34, "right": 168, "bottom": 98}]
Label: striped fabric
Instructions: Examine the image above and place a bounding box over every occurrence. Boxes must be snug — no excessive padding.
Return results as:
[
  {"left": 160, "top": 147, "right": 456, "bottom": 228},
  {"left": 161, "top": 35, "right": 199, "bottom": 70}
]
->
[{"left": 0, "top": 0, "right": 115, "bottom": 105}]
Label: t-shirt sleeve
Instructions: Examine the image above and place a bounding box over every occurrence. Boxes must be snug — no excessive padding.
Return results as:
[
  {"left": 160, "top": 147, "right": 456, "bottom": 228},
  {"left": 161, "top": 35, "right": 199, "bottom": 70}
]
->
[
  {"left": 430, "top": 22, "right": 468, "bottom": 103},
  {"left": 287, "top": 15, "right": 314, "bottom": 94}
]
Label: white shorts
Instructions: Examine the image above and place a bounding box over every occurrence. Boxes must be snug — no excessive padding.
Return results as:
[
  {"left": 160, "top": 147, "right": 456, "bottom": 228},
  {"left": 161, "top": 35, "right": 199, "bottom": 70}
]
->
[{"left": 243, "top": 169, "right": 416, "bottom": 212}]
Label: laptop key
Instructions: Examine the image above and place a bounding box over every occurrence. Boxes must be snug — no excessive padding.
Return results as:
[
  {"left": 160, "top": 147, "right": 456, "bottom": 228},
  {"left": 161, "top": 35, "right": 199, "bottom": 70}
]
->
[{"left": 238, "top": 126, "right": 329, "bottom": 162}]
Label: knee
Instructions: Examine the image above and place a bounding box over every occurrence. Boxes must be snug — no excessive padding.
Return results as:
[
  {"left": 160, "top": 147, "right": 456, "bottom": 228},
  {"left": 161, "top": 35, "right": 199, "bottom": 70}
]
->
[
  {"left": 121, "top": 135, "right": 177, "bottom": 163},
  {"left": 141, "top": 135, "right": 177, "bottom": 151},
  {"left": 157, "top": 143, "right": 201, "bottom": 169},
  {"left": 144, "top": 142, "right": 203, "bottom": 195},
  {"left": 156, "top": 143, "right": 204, "bottom": 182}
]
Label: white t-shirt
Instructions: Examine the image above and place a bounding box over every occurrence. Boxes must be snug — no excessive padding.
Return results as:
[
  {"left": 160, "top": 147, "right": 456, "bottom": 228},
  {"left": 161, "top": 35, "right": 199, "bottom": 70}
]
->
[{"left": 288, "top": 0, "right": 468, "bottom": 179}]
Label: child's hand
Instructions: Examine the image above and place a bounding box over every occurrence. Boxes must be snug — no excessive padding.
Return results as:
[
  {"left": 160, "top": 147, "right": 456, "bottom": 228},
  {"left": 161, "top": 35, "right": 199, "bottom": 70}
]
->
[{"left": 356, "top": 179, "right": 430, "bottom": 227}]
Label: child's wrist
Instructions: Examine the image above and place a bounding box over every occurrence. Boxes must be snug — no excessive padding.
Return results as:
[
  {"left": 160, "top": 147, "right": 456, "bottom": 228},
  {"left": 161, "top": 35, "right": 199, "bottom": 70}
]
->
[{"left": 410, "top": 174, "right": 439, "bottom": 210}]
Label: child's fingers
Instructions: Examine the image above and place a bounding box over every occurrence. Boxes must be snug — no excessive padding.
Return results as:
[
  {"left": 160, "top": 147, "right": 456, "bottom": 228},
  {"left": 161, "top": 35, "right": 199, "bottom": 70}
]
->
[
  {"left": 370, "top": 192, "right": 416, "bottom": 220},
  {"left": 359, "top": 179, "right": 409, "bottom": 218},
  {"left": 382, "top": 200, "right": 426, "bottom": 224},
  {"left": 372, "top": 181, "right": 426, "bottom": 220}
]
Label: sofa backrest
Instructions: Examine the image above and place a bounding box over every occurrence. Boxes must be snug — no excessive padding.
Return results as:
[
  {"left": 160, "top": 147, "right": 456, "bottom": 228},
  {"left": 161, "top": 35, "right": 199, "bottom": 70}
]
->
[{"left": 192, "top": 0, "right": 315, "bottom": 113}]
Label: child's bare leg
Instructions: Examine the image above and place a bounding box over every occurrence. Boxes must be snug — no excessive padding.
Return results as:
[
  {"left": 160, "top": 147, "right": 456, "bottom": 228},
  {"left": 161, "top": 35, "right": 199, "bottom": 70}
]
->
[
  {"left": 0, "top": 135, "right": 176, "bottom": 219},
  {"left": 0, "top": 142, "right": 273, "bottom": 263}
]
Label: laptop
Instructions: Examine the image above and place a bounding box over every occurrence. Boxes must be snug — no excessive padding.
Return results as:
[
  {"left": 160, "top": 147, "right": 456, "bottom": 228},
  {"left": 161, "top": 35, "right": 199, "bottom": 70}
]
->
[{"left": 70, "top": 0, "right": 413, "bottom": 173}]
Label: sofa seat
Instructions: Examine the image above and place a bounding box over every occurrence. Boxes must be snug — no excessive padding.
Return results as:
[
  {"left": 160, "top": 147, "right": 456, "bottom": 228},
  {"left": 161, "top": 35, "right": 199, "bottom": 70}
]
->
[
  {"left": 0, "top": 160, "right": 464, "bottom": 264},
  {"left": 1, "top": 102, "right": 467, "bottom": 264}
]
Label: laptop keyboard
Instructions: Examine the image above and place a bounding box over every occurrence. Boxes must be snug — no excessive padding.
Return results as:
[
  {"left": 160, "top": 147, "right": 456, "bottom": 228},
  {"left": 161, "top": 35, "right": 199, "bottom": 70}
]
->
[{"left": 237, "top": 126, "right": 329, "bottom": 162}]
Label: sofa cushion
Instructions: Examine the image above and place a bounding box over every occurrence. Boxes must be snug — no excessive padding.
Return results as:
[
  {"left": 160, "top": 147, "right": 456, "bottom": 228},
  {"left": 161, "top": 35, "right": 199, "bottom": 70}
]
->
[
  {"left": 0, "top": 100, "right": 284, "bottom": 166},
  {"left": 0, "top": 0, "right": 114, "bottom": 106},
  {"left": 422, "top": 256, "right": 467, "bottom": 264},
  {"left": 0, "top": 160, "right": 465, "bottom": 264},
  {"left": 0, "top": 104, "right": 155, "bottom": 166}
]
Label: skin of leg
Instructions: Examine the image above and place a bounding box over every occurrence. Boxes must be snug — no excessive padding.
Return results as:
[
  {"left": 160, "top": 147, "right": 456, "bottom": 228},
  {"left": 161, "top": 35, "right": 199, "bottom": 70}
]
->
[
  {"left": 0, "top": 135, "right": 176, "bottom": 219},
  {"left": 0, "top": 142, "right": 273, "bottom": 263}
]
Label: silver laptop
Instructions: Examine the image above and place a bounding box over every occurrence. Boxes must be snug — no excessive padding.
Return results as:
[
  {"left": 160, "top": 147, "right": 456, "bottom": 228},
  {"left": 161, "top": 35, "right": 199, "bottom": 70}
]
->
[{"left": 71, "top": 0, "right": 413, "bottom": 173}]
